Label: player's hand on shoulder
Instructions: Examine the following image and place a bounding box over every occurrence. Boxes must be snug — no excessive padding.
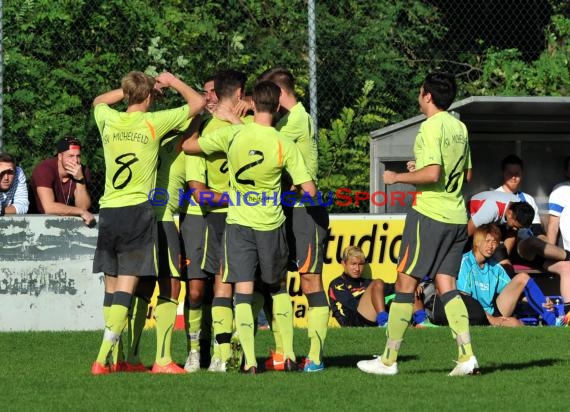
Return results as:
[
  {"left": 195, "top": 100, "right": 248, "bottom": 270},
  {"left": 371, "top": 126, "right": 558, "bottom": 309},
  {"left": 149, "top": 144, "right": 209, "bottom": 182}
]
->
[
  {"left": 215, "top": 104, "right": 242, "bottom": 125},
  {"left": 233, "top": 99, "right": 253, "bottom": 118}
]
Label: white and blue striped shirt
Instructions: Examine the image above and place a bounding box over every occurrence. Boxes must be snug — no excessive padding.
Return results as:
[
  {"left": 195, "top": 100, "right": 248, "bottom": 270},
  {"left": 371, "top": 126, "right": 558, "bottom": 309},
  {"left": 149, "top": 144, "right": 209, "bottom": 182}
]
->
[{"left": 0, "top": 166, "right": 29, "bottom": 214}]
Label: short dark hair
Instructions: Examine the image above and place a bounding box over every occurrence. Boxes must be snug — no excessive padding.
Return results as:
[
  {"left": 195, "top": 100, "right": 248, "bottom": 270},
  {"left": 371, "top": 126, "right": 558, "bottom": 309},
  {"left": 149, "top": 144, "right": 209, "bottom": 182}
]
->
[
  {"left": 501, "top": 154, "right": 524, "bottom": 171},
  {"left": 253, "top": 81, "right": 280, "bottom": 113},
  {"left": 257, "top": 66, "right": 295, "bottom": 94},
  {"left": 510, "top": 202, "right": 535, "bottom": 228},
  {"left": 422, "top": 72, "right": 457, "bottom": 110},
  {"left": 0, "top": 153, "right": 16, "bottom": 165},
  {"left": 213, "top": 70, "right": 247, "bottom": 100}
]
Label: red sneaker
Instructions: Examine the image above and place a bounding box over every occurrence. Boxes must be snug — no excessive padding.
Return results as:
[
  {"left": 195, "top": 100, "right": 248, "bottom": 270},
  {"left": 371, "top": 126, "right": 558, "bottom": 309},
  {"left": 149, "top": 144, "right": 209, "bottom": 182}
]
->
[
  {"left": 264, "top": 350, "right": 285, "bottom": 371},
  {"left": 91, "top": 361, "right": 111, "bottom": 375},
  {"left": 151, "top": 362, "right": 187, "bottom": 374}
]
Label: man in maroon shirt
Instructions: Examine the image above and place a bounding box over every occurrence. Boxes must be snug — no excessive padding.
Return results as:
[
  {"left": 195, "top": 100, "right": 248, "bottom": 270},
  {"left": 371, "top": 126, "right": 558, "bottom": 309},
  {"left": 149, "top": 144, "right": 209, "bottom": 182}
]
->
[{"left": 31, "top": 136, "right": 95, "bottom": 226}]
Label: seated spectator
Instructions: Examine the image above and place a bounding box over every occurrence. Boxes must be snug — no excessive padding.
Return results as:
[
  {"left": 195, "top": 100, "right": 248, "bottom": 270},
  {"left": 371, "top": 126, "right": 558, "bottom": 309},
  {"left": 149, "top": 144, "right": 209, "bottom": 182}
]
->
[
  {"left": 495, "top": 154, "right": 542, "bottom": 230},
  {"left": 328, "top": 246, "right": 433, "bottom": 328},
  {"left": 468, "top": 189, "right": 570, "bottom": 306},
  {"left": 454, "top": 224, "right": 561, "bottom": 326},
  {"left": 30, "top": 137, "right": 95, "bottom": 226},
  {"left": 468, "top": 190, "right": 535, "bottom": 264},
  {"left": 547, "top": 156, "right": 570, "bottom": 320},
  {"left": 492, "top": 152, "right": 570, "bottom": 260},
  {"left": 0, "top": 153, "right": 29, "bottom": 215},
  {"left": 468, "top": 190, "right": 535, "bottom": 234}
]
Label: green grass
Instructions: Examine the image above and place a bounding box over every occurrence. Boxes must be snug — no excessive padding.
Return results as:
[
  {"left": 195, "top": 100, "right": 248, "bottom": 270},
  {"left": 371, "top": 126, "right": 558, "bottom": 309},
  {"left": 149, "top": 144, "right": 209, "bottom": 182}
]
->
[{"left": 1, "top": 327, "right": 568, "bottom": 411}]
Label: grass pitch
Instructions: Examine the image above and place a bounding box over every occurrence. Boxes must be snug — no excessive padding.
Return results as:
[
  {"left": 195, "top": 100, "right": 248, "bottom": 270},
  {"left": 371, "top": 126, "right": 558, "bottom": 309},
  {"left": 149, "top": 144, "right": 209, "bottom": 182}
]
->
[{"left": 1, "top": 327, "right": 568, "bottom": 411}]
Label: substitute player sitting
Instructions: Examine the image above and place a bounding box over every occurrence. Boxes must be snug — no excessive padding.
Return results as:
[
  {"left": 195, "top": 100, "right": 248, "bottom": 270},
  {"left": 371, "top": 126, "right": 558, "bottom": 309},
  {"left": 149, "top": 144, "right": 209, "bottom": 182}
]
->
[
  {"left": 469, "top": 190, "right": 570, "bottom": 306},
  {"left": 457, "top": 224, "right": 561, "bottom": 327},
  {"left": 329, "top": 246, "right": 434, "bottom": 328}
]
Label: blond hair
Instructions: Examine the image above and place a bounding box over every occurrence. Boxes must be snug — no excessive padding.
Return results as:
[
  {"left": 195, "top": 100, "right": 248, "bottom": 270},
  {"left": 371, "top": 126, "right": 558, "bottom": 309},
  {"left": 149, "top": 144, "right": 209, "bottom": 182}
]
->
[
  {"left": 341, "top": 245, "right": 365, "bottom": 262},
  {"left": 472, "top": 223, "right": 501, "bottom": 250},
  {"left": 121, "top": 71, "right": 155, "bottom": 105}
]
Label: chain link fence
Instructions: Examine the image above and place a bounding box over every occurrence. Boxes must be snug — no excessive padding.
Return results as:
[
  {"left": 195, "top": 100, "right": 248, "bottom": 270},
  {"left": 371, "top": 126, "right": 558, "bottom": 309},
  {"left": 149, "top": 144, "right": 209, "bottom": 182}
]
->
[{"left": 1, "top": 0, "right": 561, "bottom": 212}]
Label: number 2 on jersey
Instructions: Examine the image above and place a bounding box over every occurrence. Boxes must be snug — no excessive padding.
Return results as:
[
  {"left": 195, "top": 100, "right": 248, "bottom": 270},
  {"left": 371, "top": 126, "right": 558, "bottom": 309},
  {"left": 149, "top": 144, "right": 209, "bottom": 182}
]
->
[{"left": 235, "top": 150, "right": 264, "bottom": 186}]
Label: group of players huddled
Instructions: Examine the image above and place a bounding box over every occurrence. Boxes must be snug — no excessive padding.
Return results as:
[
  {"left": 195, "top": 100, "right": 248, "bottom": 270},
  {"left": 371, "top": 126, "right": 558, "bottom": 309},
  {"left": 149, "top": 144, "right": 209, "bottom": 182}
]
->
[{"left": 90, "top": 68, "right": 329, "bottom": 375}]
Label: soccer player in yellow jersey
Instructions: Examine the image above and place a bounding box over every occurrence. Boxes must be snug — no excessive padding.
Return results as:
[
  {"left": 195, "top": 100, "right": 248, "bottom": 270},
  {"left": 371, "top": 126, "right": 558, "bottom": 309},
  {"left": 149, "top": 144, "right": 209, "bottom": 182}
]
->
[
  {"left": 90, "top": 71, "right": 205, "bottom": 374},
  {"left": 184, "top": 81, "right": 316, "bottom": 373},
  {"left": 177, "top": 77, "right": 215, "bottom": 372},
  {"left": 149, "top": 126, "right": 192, "bottom": 374},
  {"left": 357, "top": 72, "right": 478, "bottom": 376},
  {"left": 258, "top": 67, "right": 329, "bottom": 372},
  {"left": 198, "top": 70, "right": 253, "bottom": 372},
  {"left": 179, "top": 143, "right": 211, "bottom": 372}
]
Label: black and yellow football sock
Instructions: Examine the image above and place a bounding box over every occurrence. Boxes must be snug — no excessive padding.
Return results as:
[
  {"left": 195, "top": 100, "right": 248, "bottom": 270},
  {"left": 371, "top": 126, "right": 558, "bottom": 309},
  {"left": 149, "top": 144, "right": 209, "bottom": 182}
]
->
[
  {"left": 271, "top": 291, "right": 295, "bottom": 360},
  {"left": 381, "top": 292, "right": 413, "bottom": 366},
  {"left": 96, "top": 291, "right": 132, "bottom": 365},
  {"left": 199, "top": 303, "right": 212, "bottom": 354},
  {"left": 235, "top": 293, "right": 256, "bottom": 368},
  {"left": 126, "top": 294, "right": 150, "bottom": 364},
  {"left": 306, "top": 291, "right": 329, "bottom": 365},
  {"left": 442, "top": 290, "right": 473, "bottom": 362},
  {"left": 211, "top": 297, "right": 233, "bottom": 362},
  {"left": 154, "top": 296, "right": 178, "bottom": 366}
]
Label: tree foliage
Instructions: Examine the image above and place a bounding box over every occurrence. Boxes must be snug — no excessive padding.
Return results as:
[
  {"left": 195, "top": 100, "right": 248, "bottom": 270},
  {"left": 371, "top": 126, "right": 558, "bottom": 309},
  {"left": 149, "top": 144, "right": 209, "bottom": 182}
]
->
[
  {"left": 459, "top": 14, "right": 570, "bottom": 96},
  {"left": 2, "top": 0, "right": 568, "bottom": 212},
  {"left": 317, "top": 81, "right": 395, "bottom": 213}
]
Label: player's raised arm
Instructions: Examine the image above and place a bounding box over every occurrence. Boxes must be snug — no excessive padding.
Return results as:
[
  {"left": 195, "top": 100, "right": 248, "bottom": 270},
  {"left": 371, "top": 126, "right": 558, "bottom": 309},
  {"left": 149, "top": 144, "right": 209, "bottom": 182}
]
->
[
  {"left": 155, "top": 71, "right": 206, "bottom": 118},
  {"left": 93, "top": 88, "right": 124, "bottom": 107}
]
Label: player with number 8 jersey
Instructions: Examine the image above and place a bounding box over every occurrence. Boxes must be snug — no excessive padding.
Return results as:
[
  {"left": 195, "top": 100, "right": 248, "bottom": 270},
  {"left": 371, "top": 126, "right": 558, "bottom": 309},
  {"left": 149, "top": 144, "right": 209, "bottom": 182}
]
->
[{"left": 90, "top": 71, "right": 205, "bottom": 375}]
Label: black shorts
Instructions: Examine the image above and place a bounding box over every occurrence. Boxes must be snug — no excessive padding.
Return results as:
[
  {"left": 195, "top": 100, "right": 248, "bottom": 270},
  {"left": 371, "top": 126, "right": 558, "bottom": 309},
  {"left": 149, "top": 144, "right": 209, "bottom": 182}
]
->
[
  {"left": 222, "top": 223, "right": 288, "bottom": 285},
  {"left": 179, "top": 213, "right": 208, "bottom": 279},
  {"left": 284, "top": 205, "right": 329, "bottom": 274},
  {"left": 344, "top": 311, "right": 377, "bottom": 327},
  {"left": 157, "top": 220, "right": 182, "bottom": 279},
  {"left": 397, "top": 208, "right": 467, "bottom": 279},
  {"left": 432, "top": 293, "right": 490, "bottom": 326},
  {"left": 202, "top": 212, "right": 226, "bottom": 275},
  {"left": 93, "top": 202, "right": 157, "bottom": 277}
]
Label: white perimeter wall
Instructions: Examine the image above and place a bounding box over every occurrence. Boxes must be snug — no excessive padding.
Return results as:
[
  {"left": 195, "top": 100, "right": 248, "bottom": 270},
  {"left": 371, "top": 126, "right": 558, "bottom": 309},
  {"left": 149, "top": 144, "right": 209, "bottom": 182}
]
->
[{"left": 0, "top": 215, "right": 103, "bottom": 331}]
